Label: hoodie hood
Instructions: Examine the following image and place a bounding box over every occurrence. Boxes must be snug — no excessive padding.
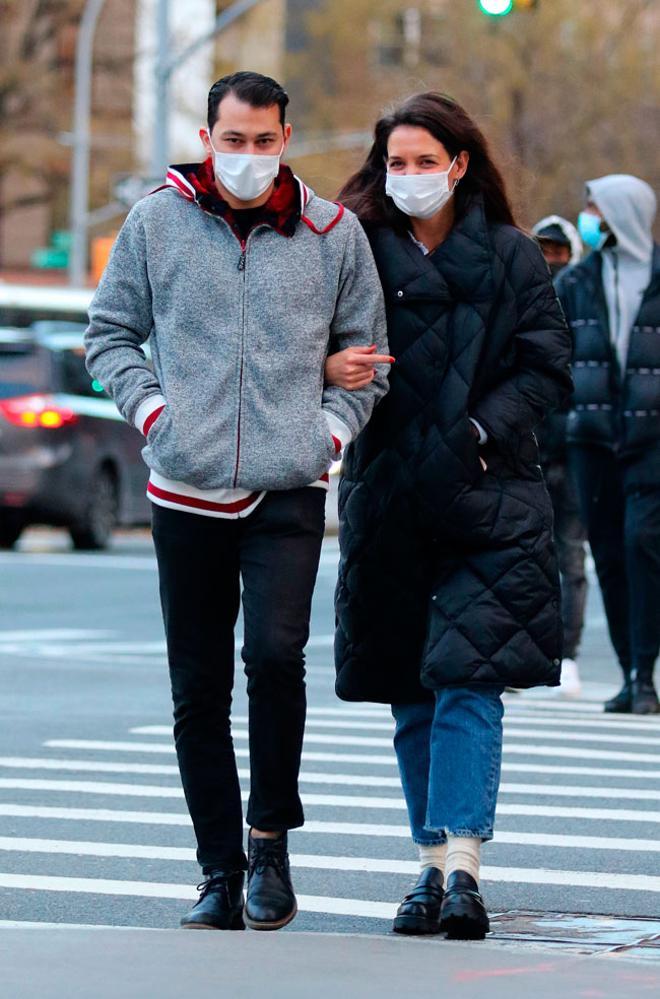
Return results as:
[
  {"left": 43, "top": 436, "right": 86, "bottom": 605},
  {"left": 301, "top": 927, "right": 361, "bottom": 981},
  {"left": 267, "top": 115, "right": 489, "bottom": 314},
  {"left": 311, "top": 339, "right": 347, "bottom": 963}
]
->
[
  {"left": 532, "top": 215, "right": 582, "bottom": 265},
  {"left": 586, "top": 174, "right": 656, "bottom": 263},
  {"left": 158, "top": 160, "right": 345, "bottom": 240}
]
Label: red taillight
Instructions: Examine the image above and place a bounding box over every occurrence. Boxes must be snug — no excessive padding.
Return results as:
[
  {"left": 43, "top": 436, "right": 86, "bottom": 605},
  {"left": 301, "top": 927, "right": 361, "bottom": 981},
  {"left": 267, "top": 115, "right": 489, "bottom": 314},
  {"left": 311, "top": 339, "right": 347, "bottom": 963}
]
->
[{"left": 0, "top": 395, "right": 78, "bottom": 429}]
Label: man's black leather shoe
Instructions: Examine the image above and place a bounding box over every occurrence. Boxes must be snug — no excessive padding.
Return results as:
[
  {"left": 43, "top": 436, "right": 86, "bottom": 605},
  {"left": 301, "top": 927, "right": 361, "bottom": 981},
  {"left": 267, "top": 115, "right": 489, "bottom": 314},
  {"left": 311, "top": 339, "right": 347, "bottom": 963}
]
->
[
  {"left": 392, "top": 867, "right": 444, "bottom": 935},
  {"left": 180, "top": 870, "right": 245, "bottom": 930},
  {"left": 604, "top": 680, "right": 633, "bottom": 713},
  {"left": 631, "top": 679, "right": 660, "bottom": 714},
  {"left": 245, "top": 832, "right": 297, "bottom": 930},
  {"left": 440, "top": 871, "right": 489, "bottom": 940}
]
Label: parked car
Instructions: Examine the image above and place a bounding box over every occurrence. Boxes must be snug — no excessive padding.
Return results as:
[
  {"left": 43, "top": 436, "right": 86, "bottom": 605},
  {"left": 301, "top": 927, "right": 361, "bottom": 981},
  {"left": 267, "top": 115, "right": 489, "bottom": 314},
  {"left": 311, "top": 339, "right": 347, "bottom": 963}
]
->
[{"left": 0, "top": 327, "right": 150, "bottom": 550}]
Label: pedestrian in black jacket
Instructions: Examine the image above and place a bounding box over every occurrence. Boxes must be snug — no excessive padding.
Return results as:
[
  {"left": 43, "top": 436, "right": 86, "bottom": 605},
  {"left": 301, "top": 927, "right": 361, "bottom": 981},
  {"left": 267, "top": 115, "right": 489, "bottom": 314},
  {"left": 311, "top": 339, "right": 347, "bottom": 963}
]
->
[
  {"left": 326, "top": 92, "right": 572, "bottom": 940},
  {"left": 557, "top": 174, "right": 660, "bottom": 715},
  {"left": 531, "top": 216, "right": 587, "bottom": 698}
]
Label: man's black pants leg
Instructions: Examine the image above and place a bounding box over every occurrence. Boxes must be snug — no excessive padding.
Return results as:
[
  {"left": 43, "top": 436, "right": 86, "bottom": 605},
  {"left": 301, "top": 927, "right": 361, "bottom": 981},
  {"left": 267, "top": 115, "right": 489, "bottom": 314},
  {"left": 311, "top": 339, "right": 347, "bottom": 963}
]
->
[
  {"left": 241, "top": 489, "right": 326, "bottom": 831},
  {"left": 625, "top": 485, "right": 660, "bottom": 679},
  {"left": 546, "top": 462, "right": 588, "bottom": 661},
  {"left": 152, "top": 505, "right": 245, "bottom": 872},
  {"left": 569, "top": 446, "right": 631, "bottom": 676},
  {"left": 151, "top": 488, "right": 325, "bottom": 874}
]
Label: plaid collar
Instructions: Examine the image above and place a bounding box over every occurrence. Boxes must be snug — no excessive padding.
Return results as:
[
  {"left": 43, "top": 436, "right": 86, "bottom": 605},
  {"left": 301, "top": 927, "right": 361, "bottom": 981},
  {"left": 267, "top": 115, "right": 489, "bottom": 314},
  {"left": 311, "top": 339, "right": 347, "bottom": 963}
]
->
[{"left": 166, "top": 158, "right": 301, "bottom": 242}]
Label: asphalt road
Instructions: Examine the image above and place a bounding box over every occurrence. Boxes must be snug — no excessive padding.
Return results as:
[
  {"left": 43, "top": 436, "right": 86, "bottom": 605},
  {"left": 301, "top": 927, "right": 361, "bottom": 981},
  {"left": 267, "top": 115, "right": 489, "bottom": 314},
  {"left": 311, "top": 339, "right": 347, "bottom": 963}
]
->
[{"left": 0, "top": 524, "right": 659, "bottom": 940}]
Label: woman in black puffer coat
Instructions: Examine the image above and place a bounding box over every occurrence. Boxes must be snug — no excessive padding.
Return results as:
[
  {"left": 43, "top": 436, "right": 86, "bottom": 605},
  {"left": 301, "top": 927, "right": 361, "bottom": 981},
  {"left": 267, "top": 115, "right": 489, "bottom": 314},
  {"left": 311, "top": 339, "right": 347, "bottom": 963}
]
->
[{"left": 326, "top": 93, "right": 572, "bottom": 940}]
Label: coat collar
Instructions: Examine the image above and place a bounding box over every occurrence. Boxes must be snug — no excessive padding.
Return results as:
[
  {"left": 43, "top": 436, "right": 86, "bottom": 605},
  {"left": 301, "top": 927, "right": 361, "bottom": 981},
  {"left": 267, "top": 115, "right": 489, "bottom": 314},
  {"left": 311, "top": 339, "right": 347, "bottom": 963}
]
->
[{"left": 369, "top": 195, "right": 497, "bottom": 306}]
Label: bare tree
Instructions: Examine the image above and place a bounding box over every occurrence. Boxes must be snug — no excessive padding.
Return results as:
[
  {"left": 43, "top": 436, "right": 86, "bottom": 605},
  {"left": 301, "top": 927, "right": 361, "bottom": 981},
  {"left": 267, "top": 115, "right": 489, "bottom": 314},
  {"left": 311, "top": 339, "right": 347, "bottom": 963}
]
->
[{"left": 286, "top": 0, "right": 660, "bottom": 227}]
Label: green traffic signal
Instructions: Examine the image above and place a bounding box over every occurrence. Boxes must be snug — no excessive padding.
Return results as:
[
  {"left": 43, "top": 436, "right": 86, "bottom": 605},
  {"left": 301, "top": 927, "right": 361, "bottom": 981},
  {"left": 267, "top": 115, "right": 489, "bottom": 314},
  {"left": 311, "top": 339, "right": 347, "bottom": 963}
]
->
[{"left": 478, "top": 0, "right": 514, "bottom": 14}]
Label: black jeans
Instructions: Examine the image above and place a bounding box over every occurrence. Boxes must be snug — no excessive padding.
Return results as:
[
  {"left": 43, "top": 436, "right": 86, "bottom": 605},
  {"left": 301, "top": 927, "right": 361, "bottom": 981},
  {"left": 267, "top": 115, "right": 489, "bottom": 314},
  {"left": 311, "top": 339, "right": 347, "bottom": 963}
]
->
[
  {"left": 544, "top": 461, "right": 588, "bottom": 660},
  {"left": 151, "top": 488, "right": 326, "bottom": 873},
  {"left": 569, "top": 446, "right": 660, "bottom": 681}
]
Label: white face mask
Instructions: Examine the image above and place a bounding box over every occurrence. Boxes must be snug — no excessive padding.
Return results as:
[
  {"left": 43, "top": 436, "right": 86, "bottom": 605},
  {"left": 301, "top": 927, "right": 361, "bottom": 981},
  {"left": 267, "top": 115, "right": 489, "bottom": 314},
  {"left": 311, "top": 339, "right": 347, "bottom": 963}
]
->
[
  {"left": 385, "top": 157, "right": 458, "bottom": 219},
  {"left": 207, "top": 131, "right": 284, "bottom": 202}
]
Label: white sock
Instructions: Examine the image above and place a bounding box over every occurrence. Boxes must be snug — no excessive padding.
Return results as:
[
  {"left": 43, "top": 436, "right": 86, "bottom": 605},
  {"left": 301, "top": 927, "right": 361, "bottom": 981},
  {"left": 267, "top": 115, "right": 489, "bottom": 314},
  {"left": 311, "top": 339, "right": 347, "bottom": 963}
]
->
[
  {"left": 445, "top": 836, "right": 481, "bottom": 884},
  {"left": 418, "top": 842, "right": 447, "bottom": 874}
]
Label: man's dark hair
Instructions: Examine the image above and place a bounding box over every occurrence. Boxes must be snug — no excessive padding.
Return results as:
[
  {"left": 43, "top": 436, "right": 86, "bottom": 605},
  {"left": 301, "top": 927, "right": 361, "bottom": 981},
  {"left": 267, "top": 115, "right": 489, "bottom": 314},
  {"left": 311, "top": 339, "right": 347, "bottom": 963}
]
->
[{"left": 207, "top": 71, "right": 289, "bottom": 130}]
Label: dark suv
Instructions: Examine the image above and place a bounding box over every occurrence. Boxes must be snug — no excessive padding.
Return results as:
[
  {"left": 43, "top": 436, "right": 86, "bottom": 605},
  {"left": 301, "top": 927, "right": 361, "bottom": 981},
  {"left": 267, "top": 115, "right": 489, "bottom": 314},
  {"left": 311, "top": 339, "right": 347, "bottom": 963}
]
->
[{"left": 0, "top": 328, "right": 150, "bottom": 549}]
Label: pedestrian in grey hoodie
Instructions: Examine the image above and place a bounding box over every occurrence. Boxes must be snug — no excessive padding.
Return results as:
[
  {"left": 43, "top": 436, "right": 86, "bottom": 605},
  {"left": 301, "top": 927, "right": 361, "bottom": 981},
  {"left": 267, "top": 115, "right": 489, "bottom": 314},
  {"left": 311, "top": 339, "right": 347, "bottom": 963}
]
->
[
  {"left": 84, "top": 71, "right": 390, "bottom": 930},
  {"left": 556, "top": 174, "right": 660, "bottom": 714}
]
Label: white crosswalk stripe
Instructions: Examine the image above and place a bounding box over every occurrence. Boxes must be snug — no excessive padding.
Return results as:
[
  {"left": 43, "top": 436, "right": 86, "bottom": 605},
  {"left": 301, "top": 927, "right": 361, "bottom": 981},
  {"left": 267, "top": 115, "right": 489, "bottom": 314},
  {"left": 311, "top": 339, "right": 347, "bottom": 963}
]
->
[{"left": 2, "top": 689, "right": 660, "bottom": 929}]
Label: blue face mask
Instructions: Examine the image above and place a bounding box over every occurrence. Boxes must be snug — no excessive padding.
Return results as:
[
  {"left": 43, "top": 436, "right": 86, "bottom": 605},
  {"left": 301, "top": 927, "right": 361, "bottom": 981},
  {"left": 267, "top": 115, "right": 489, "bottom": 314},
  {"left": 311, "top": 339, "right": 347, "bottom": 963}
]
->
[{"left": 578, "top": 211, "right": 607, "bottom": 251}]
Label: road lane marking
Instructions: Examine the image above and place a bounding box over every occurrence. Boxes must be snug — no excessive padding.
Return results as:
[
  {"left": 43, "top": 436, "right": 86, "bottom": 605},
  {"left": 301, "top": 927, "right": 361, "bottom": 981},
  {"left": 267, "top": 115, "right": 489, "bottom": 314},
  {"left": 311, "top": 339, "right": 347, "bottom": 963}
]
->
[
  {"left": 0, "top": 870, "right": 658, "bottom": 911},
  {"left": 0, "top": 629, "right": 115, "bottom": 642},
  {"left": 2, "top": 808, "right": 660, "bottom": 852},
  {"left": 130, "top": 726, "right": 660, "bottom": 750},
  {"left": 0, "top": 872, "right": 393, "bottom": 918},
  {"left": 3, "top": 797, "right": 660, "bottom": 824},
  {"left": 0, "top": 551, "right": 338, "bottom": 572},
  {"left": 43, "top": 741, "right": 401, "bottom": 766},
  {"left": 1, "top": 839, "right": 660, "bottom": 894},
  {"left": 5, "top": 755, "right": 660, "bottom": 782},
  {"left": 5, "top": 776, "right": 660, "bottom": 803},
  {"left": 0, "top": 554, "right": 157, "bottom": 570},
  {"left": 43, "top": 739, "right": 660, "bottom": 766},
  {"left": 0, "top": 920, "right": 157, "bottom": 930},
  {"left": 131, "top": 715, "right": 660, "bottom": 736}
]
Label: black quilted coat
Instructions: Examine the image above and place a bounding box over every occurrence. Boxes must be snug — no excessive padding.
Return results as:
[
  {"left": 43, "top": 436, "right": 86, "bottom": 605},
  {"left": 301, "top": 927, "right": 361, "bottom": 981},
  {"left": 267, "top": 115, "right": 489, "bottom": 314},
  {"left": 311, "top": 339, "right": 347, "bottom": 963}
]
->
[
  {"left": 335, "top": 196, "right": 573, "bottom": 703},
  {"left": 556, "top": 245, "right": 660, "bottom": 485}
]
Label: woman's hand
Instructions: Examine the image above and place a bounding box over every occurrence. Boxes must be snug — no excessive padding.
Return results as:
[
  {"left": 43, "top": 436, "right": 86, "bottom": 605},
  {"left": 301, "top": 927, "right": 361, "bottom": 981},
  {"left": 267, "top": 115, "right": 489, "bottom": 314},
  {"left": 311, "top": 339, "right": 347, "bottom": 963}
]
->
[{"left": 325, "top": 345, "right": 395, "bottom": 391}]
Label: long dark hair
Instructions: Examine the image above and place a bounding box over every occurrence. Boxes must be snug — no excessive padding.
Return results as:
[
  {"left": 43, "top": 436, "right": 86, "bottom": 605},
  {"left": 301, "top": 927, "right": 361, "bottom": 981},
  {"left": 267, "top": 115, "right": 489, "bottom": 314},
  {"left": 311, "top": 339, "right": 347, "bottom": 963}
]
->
[{"left": 339, "top": 92, "right": 517, "bottom": 230}]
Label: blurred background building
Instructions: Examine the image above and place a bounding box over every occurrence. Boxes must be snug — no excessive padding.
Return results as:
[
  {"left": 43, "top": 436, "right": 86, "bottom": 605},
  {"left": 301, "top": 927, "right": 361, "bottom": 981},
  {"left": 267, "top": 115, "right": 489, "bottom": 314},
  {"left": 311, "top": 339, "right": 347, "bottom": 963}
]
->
[{"left": 0, "top": 0, "right": 658, "bottom": 278}]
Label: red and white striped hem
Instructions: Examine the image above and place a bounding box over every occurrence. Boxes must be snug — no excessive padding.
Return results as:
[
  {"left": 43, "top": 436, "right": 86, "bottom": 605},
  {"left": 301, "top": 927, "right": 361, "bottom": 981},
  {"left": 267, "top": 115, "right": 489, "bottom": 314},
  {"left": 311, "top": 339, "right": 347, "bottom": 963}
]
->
[{"left": 147, "top": 472, "right": 329, "bottom": 520}]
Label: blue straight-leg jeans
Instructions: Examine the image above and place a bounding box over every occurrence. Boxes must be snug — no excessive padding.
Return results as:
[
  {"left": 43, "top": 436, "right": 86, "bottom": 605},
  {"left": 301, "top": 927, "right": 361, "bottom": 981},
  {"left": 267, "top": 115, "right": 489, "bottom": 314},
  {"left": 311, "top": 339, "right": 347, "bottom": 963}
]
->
[{"left": 392, "top": 686, "right": 504, "bottom": 845}]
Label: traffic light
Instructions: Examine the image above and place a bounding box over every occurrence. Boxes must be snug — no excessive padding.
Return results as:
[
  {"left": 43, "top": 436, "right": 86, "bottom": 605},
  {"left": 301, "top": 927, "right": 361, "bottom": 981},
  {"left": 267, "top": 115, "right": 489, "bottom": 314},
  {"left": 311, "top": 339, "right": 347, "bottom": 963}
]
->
[
  {"left": 478, "top": 0, "right": 538, "bottom": 15},
  {"left": 478, "top": 0, "right": 513, "bottom": 13}
]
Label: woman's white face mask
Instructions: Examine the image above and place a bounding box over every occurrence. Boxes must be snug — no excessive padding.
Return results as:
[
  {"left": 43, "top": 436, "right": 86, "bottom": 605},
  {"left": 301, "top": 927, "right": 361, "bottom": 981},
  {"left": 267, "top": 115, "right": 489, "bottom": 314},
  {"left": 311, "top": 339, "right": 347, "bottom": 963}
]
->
[
  {"left": 207, "top": 130, "right": 284, "bottom": 202},
  {"left": 385, "top": 157, "right": 458, "bottom": 219}
]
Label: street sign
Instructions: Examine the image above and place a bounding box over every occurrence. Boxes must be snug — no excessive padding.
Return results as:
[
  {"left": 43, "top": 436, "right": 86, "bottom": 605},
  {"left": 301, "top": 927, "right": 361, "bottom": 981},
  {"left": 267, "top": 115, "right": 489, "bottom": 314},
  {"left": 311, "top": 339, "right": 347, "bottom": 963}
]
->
[{"left": 112, "top": 174, "right": 163, "bottom": 208}]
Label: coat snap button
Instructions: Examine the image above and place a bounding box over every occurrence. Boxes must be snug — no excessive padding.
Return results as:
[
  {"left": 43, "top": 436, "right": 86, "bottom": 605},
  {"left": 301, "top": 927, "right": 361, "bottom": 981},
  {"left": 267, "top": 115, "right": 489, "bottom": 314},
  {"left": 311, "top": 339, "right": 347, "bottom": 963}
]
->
[
  {"left": 397, "top": 290, "right": 404, "bottom": 298},
  {"left": 553, "top": 659, "right": 560, "bottom": 666}
]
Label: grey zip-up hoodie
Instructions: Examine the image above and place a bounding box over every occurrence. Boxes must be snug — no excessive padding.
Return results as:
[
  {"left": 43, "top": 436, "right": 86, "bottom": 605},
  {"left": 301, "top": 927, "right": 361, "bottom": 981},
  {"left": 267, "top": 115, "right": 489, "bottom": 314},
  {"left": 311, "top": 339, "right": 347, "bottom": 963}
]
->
[
  {"left": 84, "top": 168, "right": 389, "bottom": 492},
  {"left": 587, "top": 174, "right": 657, "bottom": 370}
]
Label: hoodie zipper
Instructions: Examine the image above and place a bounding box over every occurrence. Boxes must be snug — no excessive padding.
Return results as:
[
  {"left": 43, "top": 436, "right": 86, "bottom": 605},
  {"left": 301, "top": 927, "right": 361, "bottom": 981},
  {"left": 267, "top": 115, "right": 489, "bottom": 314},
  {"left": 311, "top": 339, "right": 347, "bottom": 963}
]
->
[
  {"left": 612, "top": 250, "right": 626, "bottom": 444},
  {"left": 233, "top": 240, "right": 248, "bottom": 486},
  {"left": 203, "top": 210, "right": 273, "bottom": 487}
]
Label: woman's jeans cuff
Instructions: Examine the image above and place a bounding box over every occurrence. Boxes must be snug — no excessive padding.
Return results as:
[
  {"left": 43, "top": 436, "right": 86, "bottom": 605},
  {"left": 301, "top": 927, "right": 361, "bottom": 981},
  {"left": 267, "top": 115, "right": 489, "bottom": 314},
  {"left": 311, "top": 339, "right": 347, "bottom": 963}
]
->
[
  {"left": 413, "top": 835, "right": 447, "bottom": 846},
  {"left": 424, "top": 825, "right": 494, "bottom": 842}
]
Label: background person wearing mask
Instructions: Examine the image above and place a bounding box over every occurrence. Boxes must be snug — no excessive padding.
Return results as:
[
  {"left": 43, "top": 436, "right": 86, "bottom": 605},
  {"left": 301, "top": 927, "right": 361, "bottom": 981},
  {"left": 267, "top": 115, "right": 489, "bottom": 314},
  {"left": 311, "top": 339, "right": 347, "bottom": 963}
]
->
[
  {"left": 531, "top": 217, "right": 587, "bottom": 698},
  {"left": 556, "top": 174, "right": 660, "bottom": 715}
]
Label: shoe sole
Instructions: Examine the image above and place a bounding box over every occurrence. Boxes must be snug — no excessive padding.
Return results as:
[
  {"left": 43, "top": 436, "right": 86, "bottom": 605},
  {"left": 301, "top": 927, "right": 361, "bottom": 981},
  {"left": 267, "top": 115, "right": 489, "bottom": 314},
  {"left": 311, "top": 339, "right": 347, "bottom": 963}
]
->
[
  {"left": 604, "top": 703, "right": 632, "bottom": 713},
  {"left": 440, "top": 912, "right": 489, "bottom": 941},
  {"left": 180, "top": 906, "right": 245, "bottom": 931},
  {"left": 180, "top": 916, "right": 245, "bottom": 931},
  {"left": 392, "top": 915, "right": 442, "bottom": 935},
  {"left": 244, "top": 902, "right": 297, "bottom": 931}
]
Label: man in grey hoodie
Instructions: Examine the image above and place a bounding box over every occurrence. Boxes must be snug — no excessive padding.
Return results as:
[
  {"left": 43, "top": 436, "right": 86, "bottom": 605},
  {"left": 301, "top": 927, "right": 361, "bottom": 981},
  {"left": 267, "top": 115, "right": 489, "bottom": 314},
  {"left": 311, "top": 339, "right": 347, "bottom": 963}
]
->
[
  {"left": 556, "top": 174, "right": 660, "bottom": 715},
  {"left": 84, "top": 71, "right": 389, "bottom": 929}
]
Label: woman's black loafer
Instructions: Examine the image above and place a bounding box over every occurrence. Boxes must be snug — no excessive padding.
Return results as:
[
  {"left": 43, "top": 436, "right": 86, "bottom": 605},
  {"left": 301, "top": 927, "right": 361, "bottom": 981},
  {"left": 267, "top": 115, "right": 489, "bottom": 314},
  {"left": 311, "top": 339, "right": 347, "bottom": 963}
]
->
[
  {"left": 440, "top": 870, "right": 489, "bottom": 940},
  {"left": 392, "top": 866, "right": 444, "bottom": 935}
]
